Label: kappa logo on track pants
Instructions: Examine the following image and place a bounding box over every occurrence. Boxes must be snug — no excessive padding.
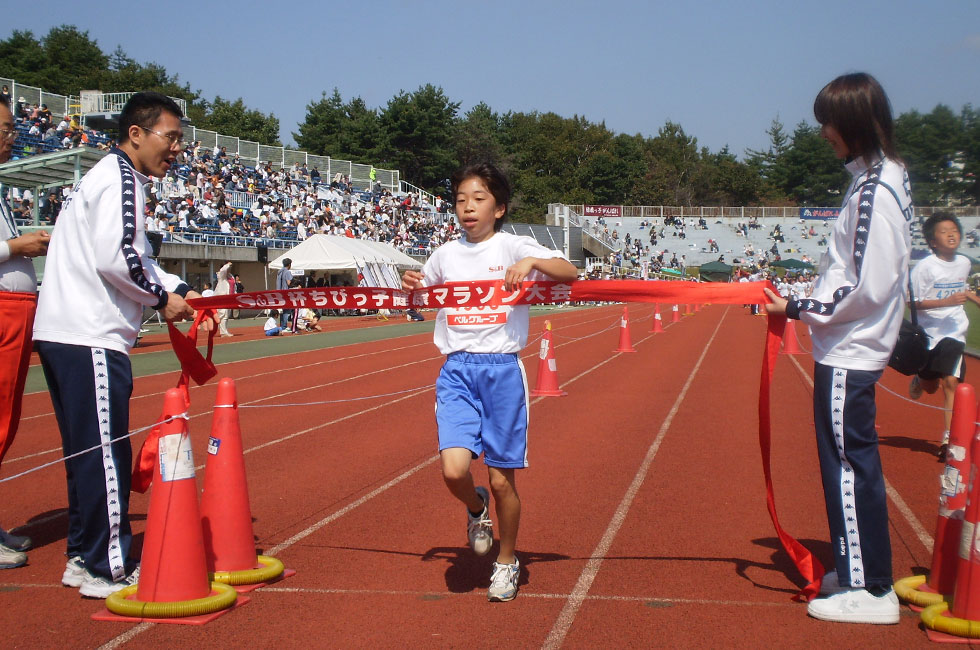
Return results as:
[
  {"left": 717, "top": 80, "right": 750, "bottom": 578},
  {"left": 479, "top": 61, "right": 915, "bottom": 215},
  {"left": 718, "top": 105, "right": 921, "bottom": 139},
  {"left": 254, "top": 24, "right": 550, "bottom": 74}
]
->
[{"left": 812, "top": 362, "right": 891, "bottom": 589}]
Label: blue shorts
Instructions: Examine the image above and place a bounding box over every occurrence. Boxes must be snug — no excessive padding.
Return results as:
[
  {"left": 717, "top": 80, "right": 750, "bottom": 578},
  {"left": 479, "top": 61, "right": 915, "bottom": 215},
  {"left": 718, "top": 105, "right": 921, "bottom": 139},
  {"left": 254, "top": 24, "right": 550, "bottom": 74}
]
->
[{"left": 435, "top": 352, "right": 530, "bottom": 468}]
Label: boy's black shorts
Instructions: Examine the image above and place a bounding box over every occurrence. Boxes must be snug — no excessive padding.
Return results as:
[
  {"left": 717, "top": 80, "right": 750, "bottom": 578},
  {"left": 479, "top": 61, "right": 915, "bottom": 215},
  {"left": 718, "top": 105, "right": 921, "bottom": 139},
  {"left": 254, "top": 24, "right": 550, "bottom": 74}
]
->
[{"left": 918, "top": 337, "right": 966, "bottom": 381}]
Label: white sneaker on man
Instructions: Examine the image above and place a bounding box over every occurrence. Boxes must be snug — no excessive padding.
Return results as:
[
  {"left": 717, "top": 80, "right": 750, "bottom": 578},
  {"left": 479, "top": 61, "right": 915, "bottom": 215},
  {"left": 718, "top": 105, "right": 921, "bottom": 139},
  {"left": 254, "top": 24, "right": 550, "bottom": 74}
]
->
[
  {"left": 467, "top": 486, "right": 493, "bottom": 556},
  {"left": 0, "top": 542, "right": 26, "bottom": 569},
  {"left": 62, "top": 556, "right": 86, "bottom": 587},
  {"left": 807, "top": 587, "right": 899, "bottom": 624},
  {"left": 79, "top": 566, "right": 140, "bottom": 599},
  {"left": 488, "top": 558, "right": 520, "bottom": 602},
  {"left": 0, "top": 526, "right": 31, "bottom": 552}
]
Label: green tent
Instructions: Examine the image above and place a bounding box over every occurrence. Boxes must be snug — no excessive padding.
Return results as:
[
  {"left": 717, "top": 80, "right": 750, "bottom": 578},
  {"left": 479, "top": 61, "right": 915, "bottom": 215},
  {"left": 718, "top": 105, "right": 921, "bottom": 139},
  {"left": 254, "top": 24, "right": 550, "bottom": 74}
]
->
[
  {"left": 771, "top": 258, "right": 813, "bottom": 270},
  {"left": 698, "top": 260, "right": 733, "bottom": 282}
]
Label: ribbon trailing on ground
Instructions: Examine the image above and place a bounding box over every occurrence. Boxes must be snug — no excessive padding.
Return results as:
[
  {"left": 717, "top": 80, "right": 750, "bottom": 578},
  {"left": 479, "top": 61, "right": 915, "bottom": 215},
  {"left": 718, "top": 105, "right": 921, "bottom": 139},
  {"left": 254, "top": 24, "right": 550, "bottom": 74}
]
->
[
  {"left": 131, "top": 308, "right": 216, "bottom": 493},
  {"left": 185, "top": 279, "right": 822, "bottom": 599}
]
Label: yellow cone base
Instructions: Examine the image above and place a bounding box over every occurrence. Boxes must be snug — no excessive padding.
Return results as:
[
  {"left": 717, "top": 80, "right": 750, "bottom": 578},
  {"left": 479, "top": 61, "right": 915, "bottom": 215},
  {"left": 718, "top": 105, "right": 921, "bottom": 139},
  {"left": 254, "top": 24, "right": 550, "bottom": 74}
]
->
[
  {"left": 894, "top": 574, "right": 946, "bottom": 611},
  {"left": 923, "top": 602, "right": 980, "bottom": 643},
  {"left": 211, "top": 555, "right": 294, "bottom": 593},
  {"left": 93, "top": 582, "right": 244, "bottom": 625}
]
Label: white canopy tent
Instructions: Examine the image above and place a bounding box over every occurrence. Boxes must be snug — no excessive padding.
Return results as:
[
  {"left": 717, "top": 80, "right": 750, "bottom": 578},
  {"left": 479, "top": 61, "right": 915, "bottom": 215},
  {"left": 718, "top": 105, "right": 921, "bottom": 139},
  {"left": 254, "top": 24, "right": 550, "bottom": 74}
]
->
[{"left": 267, "top": 234, "right": 422, "bottom": 288}]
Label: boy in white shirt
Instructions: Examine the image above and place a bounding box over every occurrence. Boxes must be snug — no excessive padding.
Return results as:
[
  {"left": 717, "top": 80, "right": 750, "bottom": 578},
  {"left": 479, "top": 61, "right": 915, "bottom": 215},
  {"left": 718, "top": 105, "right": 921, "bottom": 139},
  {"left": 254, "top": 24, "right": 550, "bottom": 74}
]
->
[
  {"left": 909, "top": 213, "right": 980, "bottom": 457},
  {"left": 402, "top": 163, "right": 576, "bottom": 602}
]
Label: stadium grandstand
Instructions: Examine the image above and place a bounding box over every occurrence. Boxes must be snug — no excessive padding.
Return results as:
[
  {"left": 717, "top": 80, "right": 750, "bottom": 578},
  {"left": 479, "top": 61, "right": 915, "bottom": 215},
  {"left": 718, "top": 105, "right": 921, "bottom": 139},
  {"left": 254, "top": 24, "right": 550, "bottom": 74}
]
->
[{"left": 3, "top": 77, "right": 980, "bottom": 293}]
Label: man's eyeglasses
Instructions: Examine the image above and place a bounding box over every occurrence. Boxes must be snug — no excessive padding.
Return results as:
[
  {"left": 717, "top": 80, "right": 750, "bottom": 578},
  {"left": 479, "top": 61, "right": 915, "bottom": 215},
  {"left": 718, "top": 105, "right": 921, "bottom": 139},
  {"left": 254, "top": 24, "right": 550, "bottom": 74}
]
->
[
  {"left": 0, "top": 128, "right": 17, "bottom": 141},
  {"left": 139, "top": 126, "right": 184, "bottom": 149}
]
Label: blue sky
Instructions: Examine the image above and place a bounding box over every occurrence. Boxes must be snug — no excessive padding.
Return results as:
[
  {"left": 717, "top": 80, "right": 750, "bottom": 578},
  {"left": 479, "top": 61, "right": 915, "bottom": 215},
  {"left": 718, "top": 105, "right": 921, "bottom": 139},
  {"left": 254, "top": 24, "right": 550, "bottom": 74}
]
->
[{"left": 6, "top": 0, "right": 979, "bottom": 158}]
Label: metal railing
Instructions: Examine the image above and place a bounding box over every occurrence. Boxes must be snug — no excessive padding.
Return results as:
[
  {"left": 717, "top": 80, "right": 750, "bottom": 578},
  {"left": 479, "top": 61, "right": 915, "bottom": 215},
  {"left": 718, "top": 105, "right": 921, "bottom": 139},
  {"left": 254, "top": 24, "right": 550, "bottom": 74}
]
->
[
  {"left": 1, "top": 78, "right": 401, "bottom": 193},
  {"left": 551, "top": 203, "right": 980, "bottom": 220},
  {"left": 398, "top": 181, "right": 438, "bottom": 208}
]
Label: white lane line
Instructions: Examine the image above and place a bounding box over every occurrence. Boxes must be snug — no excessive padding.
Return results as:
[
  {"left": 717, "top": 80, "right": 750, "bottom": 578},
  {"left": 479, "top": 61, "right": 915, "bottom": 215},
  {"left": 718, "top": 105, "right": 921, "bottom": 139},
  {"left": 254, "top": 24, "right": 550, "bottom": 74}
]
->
[
  {"left": 95, "top": 622, "right": 154, "bottom": 650},
  {"left": 265, "top": 309, "right": 660, "bottom": 555},
  {"left": 542, "top": 308, "right": 728, "bottom": 650},
  {"left": 0, "top": 581, "right": 804, "bottom": 608},
  {"left": 19, "top": 338, "right": 433, "bottom": 417},
  {"left": 7, "top": 305, "right": 626, "bottom": 467},
  {"left": 786, "top": 355, "right": 934, "bottom": 554},
  {"left": 260, "top": 586, "right": 797, "bottom": 607}
]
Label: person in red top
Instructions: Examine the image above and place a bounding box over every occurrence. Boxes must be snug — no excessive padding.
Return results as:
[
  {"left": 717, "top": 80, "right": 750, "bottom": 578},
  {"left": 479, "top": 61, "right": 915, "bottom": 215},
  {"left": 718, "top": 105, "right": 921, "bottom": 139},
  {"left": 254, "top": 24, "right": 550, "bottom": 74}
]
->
[{"left": 0, "top": 98, "right": 51, "bottom": 568}]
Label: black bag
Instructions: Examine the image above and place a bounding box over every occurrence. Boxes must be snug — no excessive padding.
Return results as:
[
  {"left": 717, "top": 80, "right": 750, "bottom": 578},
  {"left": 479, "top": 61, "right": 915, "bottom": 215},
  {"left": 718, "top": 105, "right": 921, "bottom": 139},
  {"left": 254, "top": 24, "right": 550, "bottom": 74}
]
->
[{"left": 888, "top": 274, "right": 929, "bottom": 376}]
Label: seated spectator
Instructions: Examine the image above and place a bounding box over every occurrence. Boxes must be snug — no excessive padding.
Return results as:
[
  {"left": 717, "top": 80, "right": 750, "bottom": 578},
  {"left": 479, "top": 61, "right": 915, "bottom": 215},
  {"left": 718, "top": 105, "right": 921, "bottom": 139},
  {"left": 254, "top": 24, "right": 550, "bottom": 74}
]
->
[
  {"left": 264, "top": 310, "right": 283, "bottom": 336},
  {"left": 297, "top": 308, "right": 322, "bottom": 332}
]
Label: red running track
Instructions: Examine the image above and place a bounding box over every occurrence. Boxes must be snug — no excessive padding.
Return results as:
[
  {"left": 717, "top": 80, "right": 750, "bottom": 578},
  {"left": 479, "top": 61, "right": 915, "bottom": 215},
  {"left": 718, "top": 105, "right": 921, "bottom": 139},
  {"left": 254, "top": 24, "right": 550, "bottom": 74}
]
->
[{"left": 0, "top": 304, "right": 963, "bottom": 647}]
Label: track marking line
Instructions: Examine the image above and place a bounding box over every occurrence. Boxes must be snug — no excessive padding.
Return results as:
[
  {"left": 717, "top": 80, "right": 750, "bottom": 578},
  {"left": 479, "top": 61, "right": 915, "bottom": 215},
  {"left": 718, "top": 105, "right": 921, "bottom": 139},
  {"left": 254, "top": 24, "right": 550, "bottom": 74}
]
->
[
  {"left": 542, "top": 307, "right": 729, "bottom": 650},
  {"left": 19, "top": 339, "right": 433, "bottom": 418},
  {"left": 786, "top": 355, "right": 933, "bottom": 554},
  {"left": 7, "top": 306, "right": 629, "bottom": 466},
  {"left": 0, "top": 581, "right": 803, "bottom": 608},
  {"left": 95, "top": 622, "right": 154, "bottom": 650},
  {"left": 259, "top": 586, "right": 799, "bottom": 607}
]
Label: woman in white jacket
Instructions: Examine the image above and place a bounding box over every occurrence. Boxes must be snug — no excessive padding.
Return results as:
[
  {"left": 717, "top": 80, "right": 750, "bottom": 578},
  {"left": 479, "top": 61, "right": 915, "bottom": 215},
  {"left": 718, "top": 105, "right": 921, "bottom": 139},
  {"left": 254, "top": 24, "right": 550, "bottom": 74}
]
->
[{"left": 765, "top": 72, "right": 912, "bottom": 625}]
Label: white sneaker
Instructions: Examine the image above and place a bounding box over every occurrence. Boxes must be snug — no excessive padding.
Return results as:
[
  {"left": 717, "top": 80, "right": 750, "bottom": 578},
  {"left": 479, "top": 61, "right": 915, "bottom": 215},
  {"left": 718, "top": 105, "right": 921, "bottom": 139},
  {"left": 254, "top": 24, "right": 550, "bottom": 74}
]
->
[
  {"left": 818, "top": 570, "right": 846, "bottom": 596},
  {"left": 62, "top": 556, "right": 86, "bottom": 587},
  {"left": 488, "top": 558, "right": 520, "bottom": 602},
  {"left": 909, "top": 376, "right": 923, "bottom": 400},
  {"left": 467, "top": 487, "right": 493, "bottom": 556},
  {"left": 0, "top": 542, "right": 26, "bottom": 569},
  {"left": 0, "top": 526, "right": 31, "bottom": 552},
  {"left": 807, "top": 587, "right": 899, "bottom": 624},
  {"left": 79, "top": 566, "right": 139, "bottom": 599}
]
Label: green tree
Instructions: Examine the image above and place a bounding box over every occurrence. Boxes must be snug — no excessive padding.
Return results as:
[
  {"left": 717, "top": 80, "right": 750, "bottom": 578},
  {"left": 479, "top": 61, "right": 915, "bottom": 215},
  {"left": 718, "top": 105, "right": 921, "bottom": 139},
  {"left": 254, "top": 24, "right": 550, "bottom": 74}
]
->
[
  {"left": 295, "top": 89, "right": 380, "bottom": 162},
  {"left": 705, "top": 146, "right": 761, "bottom": 205},
  {"left": 454, "top": 102, "right": 503, "bottom": 167},
  {"left": 780, "top": 122, "right": 848, "bottom": 205},
  {"left": 962, "top": 105, "right": 980, "bottom": 204},
  {"left": 896, "top": 105, "right": 964, "bottom": 205},
  {"left": 746, "top": 117, "right": 791, "bottom": 202},
  {"left": 294, "top": 88, "right": 346, "bottom": 156},
  {"left": 642, "top": 121, "right": 701, "bottom": 205},
  {"left": 0, "top": 26, "right": 106, "bottom": 95},
  {"left": 198, "top": 96, "right": 280, "bottom": 145},
  {"left": 376, "top": 84, "right": 459, "bottom": 191}
]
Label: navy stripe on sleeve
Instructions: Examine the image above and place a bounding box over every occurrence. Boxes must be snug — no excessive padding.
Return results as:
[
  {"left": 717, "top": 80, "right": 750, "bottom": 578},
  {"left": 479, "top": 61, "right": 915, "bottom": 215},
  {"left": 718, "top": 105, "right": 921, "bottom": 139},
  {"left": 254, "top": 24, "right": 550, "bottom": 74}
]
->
[
  {"left": 787, "top": 163, "right": 882, "bottom": 319},
  {"left": 115, "top": 157, "right": 167, "bottom": 309}
]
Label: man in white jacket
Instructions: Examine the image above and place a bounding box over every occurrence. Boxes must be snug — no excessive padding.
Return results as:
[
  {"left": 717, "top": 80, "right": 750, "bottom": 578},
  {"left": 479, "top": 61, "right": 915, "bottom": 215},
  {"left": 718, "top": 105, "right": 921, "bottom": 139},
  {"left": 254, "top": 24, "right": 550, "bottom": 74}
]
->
[{"left": 33, "top": 92, "right": 204, "bottom": 599}]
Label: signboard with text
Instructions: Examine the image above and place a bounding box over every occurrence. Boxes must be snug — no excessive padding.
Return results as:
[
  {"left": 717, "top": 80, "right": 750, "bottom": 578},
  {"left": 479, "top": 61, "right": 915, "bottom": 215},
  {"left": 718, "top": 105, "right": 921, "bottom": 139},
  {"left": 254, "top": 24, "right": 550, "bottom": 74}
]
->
[
  {"left": 800, "top": 207, "right": 839, "bottom": 220},
  {"left": 584, "top": 205, "right": 622, "bottom": 218}
]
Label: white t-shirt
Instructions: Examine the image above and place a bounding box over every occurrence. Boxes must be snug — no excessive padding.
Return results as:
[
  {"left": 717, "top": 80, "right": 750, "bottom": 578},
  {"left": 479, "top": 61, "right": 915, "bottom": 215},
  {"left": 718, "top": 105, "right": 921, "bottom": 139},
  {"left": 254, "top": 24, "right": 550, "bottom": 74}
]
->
[
  {"left": 263, "top": 317, "right": 277, "bottom": 332},
  {"left": 422, "top": 231, "right": 566, "bottom": 355},
  {"left": 911, "top": 253, "right": 971, "bottom": 348}
]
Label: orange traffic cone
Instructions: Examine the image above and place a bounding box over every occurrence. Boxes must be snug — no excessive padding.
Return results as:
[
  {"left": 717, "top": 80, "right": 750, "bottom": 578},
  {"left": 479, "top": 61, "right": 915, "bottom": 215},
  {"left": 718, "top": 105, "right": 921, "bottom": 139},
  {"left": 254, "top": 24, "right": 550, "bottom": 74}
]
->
[
  {"left": 684, "top": 304, "right": 692, "bottom": 316},
  {"left": 615, "top": 306, "right": 636, "bottom": 353},
  {"left": 923, "top": 395, "right": 980, "bottom": 639},
  {"left": 201, "top": 378, "right": 288, "bottom": 591},
  {"left": 530, "top": 322, "right": 566, "bottom": 397},
  {"left": 896, "top": 383, "right": 976, "bottom": 611},
  {"left": 97, "top": 388, "right": 240, "bottom": 624},
  {"left": 649, "top": 305, "right": 664, "bottom": 333},
  {"left": 694, "top": 303, "right": 701, "bottom": 312},
  {"left": 671, "top": 304, "right": 681, "bottom": 323},
  {"left": 781, "top": 319, "right": 803, "bottom": 355}
]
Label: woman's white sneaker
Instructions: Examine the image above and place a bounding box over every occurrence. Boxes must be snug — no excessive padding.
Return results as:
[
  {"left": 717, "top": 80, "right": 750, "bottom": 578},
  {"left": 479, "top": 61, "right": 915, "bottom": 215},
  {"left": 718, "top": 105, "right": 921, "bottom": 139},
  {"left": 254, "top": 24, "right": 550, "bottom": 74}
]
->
[
  {"left": 807, "top": 587, "right": 899, "bottom": 624},
  {"left": 78, "top": 567, "right": 139, "bottom": 599}
]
